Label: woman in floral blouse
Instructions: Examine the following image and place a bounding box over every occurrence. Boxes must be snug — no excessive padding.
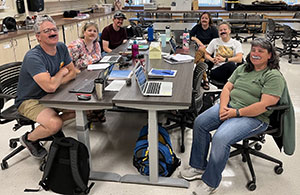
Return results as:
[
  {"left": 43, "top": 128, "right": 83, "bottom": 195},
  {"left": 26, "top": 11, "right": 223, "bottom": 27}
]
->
[
  {"left": 68, "top": 22, "right": 105, "bottom": 122},
  {"left": 68, "top": 22, "right": 102, "bottom": 70}
]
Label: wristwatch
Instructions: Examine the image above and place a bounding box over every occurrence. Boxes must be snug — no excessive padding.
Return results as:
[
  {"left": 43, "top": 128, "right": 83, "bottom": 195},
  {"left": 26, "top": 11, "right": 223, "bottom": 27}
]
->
[
  {"left": 225, "top": 58, "right": 228, "bottom": 62},
  {"left": 236, "top": 109, "right": 240, "bottom": 117}
]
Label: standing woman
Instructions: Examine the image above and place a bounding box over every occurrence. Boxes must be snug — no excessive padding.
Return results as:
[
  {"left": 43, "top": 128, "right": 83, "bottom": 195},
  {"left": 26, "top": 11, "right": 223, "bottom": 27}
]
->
[
  {"left": 68, "top": 22, "right": 102, "bottom": 70},
  {"left": 190, "top": 12, "right": 219, "bottom": 90}
]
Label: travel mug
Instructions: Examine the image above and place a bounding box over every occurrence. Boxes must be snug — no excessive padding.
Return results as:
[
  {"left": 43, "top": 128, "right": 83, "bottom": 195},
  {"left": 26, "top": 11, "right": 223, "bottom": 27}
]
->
[{"left": 94, "top": 78, "right": 104, "bottom": 100}]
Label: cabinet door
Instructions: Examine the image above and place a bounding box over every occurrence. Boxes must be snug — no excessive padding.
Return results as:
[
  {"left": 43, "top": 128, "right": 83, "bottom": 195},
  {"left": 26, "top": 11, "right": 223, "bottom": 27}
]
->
[
  {"left": 28, "top": 33, "right": 39, "bottom": 49},
  {"left": 13, "top": 35, "right": 30, "bottom": 61},
  {"left": 77, "top": 21, "right": 86, "bottom": 38},
  {"left": 58, "top": 26, "right": 64, "bottom": 43},
  {"left": 0, "top": 39, "right": 15, "bottom": 65},
  {"left": 64, "top": 23, "right": 78, "bottom": 45}
]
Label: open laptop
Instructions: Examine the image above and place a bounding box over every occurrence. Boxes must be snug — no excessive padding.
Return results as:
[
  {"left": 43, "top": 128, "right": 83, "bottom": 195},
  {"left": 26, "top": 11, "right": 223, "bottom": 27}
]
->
[
  {"left": 99, "top": 55, "right": 121, "bottom": 63},
  {"left": 69, "top": 64, "right": 114, "bottom": 94},
  {"left": 134, "top": 65, "right": 173, "bottom": 96}
]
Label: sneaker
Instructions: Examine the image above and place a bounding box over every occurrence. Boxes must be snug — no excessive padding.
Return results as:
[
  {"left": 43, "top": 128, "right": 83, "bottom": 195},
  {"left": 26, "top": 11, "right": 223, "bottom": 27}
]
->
[
  {"left": 179, "top": 166, "right": 204, "bottom": 181},
  {"left": 20, "top": 132, "right": 47, "bottom": 159},
  {"left": 192, "top": 182, "right": 217, "bottom": 195}
]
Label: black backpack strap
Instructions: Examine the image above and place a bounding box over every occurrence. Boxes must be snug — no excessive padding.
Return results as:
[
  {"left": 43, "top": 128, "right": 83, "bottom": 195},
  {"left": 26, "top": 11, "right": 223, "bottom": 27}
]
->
[
  {"left": 69, "top": 139, "right": 94, "bottom": 194},
  {"left": 39, "top": 139, "right": 60, "bottom": 191}
]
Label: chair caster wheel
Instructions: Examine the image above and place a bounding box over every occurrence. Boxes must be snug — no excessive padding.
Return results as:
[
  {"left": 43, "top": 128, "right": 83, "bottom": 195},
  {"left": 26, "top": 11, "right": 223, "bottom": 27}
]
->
[
  {"left": 288, "top": 60, "right": 292, "bottom": 63},
  {"left": 180, "top": 145, "right": 185, "bottom": 153},
  {"left": 9, "top": 140, "right": 18, "bottom": 148},
  {"left": 1, "top": 161, "right": 8, "bottom": 170},
  {"left": 254, "top": 143, "right": 262, "bottom": 150},
  {"left": 40, "top": 161, "right": 46, "bottom": 171},
  {"left": 274, "top": 165, "right": 283, "bottom": 174},
  {"left": 246, "top": 181, "right": 256, "bottom": 191}
]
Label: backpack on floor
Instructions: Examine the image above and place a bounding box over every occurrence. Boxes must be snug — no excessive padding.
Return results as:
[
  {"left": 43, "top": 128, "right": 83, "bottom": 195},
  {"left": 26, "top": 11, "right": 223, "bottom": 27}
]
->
[
  {"left": 39, "top": 137, "right": 94, "bottom": 195},
  {"left": 133, "top": 125, "right": 181, "bottom": 177}
]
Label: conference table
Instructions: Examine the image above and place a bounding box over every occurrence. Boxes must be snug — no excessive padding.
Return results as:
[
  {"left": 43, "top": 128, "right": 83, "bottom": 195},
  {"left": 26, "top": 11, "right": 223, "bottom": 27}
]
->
[{"left": 40, "top": 41, "right": 193, "bottom": 188}]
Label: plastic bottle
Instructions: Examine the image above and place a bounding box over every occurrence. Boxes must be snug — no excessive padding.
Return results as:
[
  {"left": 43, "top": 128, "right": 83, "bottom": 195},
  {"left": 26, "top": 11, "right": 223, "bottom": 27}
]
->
[
  {"left": 132, "top": 40, "right": 139, "bottom": 59},
  {"left": 182, "top": 28, "right": 189, "bottom": 50},
  {"left": 148, "top": 25, "right": 154, "bottom": 41},
  {"left": 165, "top": 25, "right": 171, "bottom": 40}
]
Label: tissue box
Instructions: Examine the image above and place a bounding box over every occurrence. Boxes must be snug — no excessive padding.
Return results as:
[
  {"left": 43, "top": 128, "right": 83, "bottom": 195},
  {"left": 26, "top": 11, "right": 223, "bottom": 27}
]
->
[{"left": 149, "top": 42, "right": 162, "bottom": 59}]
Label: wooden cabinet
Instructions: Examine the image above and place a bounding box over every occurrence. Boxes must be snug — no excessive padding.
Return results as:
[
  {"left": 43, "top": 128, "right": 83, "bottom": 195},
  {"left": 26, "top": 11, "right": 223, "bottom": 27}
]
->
[
  {"left": 63, "top": 23, "right": 79, "bottom": 45},
  {"left": 0, "top": 39, "right": 15, "bottom": 65},
  {"left": 0, "top": 35, "right": 30, "bottom": 65},
  {"left": 14, "top": 35, "right": 30, "bottom": 61},
  {"left": 28, "top": 33, "right": 39, "bottom": 49}
]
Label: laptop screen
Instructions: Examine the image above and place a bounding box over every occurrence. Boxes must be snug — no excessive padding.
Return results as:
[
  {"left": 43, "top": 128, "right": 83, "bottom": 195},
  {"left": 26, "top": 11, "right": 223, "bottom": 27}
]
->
[{"left": 135, "top": 66, "right": 147, "bottom": 91}]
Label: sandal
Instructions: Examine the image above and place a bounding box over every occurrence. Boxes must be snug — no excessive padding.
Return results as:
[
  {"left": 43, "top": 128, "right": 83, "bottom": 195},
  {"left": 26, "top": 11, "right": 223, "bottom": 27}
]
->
[
  {"left": 201, "top": 80, "right": 210, "bottom": 90},
  {"left": 87, "top": 110, "right": 106, "bottom": 123}
]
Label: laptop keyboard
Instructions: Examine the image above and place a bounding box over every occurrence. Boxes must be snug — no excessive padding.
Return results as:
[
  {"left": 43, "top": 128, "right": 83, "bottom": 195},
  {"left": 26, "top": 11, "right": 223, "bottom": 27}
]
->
[
  {"left": 70, "top": 80, "right": 94, "bottom": 94},
  {"left": 146, "top": 82, "right": 161, "bottom": 94}
]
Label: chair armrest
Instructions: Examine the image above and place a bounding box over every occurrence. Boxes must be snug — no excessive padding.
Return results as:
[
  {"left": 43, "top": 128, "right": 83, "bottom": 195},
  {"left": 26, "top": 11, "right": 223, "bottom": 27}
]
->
[
  {"left": 266, "top": 104, "right": 289, "bottom": 111},
  {"left": 0, "top": 93, "right": 16, "bottom": 99}
]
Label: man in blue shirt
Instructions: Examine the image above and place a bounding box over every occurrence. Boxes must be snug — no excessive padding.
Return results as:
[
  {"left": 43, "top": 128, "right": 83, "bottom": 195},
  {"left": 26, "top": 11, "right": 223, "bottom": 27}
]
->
[{"left": 15, "top": 15, "right": 77, "bottom": 159}]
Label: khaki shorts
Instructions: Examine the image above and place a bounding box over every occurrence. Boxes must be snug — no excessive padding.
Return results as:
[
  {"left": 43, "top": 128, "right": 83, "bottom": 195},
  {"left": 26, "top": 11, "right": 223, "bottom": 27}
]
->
[{"left": 18, "top": 99, "right": 47, "bottom": 121}]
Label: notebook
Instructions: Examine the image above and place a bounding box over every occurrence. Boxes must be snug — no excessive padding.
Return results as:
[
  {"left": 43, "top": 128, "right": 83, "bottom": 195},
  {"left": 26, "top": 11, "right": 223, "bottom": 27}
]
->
[
  {"left": 134, "top": 65, "right": 173, "bottom": 97},
  {"left": 69, "top": 65, "right": 114, "bottom": 94},
  {"left": 99, "top": 55, "right": 121, "bottom": 63}
]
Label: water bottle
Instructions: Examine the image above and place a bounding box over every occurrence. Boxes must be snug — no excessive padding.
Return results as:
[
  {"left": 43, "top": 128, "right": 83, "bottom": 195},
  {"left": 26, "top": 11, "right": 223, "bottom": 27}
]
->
[
  {"left": 165, "top": 25, "right": 171, "bottom": 40},
  {"left": 148, "top": 25, "right": 154, "bottom": 41},
  {"left": 182, "top": 28, "right": 189, "bottom": 50},
  {"left": 132, "top": 40, "right": 139, "bottom": 59}
]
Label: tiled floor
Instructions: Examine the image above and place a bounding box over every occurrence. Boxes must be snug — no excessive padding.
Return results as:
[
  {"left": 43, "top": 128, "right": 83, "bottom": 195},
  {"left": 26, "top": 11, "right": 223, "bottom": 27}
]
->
[{"left": 0, "top": 37, "right": 299, "bottom": 195}]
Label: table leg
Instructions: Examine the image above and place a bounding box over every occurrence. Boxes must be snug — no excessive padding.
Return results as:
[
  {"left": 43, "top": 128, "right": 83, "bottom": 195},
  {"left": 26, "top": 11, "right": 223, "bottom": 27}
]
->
[
  {"left": 148, "top": 110, "right": 158, "bottom": 182},
  {"left": 75, "top": 110, "right": 121, "bottom": 182}
]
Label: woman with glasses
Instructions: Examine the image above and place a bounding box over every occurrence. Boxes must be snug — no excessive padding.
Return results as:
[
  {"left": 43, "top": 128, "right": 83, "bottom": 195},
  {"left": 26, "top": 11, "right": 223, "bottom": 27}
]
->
[
  {"left": 180, "top": 38, "right": 285, "bottom": 195},
  {"left": 68, "top": 22, "right": 102, "bottom": 70}
]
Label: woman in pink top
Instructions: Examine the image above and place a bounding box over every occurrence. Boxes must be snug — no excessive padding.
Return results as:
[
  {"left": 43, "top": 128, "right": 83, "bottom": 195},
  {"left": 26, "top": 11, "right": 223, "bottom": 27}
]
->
[
  {"left": 68, "top": 22, "right": 102, "bottom": 70},
  {"left": 68, "top": 22, "right": 105, "bottom": 122}
]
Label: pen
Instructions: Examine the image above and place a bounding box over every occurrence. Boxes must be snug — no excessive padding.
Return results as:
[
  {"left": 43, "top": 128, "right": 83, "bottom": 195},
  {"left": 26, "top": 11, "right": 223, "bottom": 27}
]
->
[{"left": 162, "top": 71, "right": 173, "bottom": 75}]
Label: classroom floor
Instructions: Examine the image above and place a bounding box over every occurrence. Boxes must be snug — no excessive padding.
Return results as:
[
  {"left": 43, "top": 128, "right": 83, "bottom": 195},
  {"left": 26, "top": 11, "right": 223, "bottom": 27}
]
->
[{"left": 0, "top": 35, "right": 299, "bottom": 195}]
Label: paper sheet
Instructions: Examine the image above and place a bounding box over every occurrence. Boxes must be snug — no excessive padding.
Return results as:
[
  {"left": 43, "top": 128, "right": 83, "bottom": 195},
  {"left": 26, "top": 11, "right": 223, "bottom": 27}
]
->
[
  {"left": 87, "top": 63, "right": 110, "bottom": 70},
  {"left": 105, "top": 80, "right": 126, "bottom": 91}
]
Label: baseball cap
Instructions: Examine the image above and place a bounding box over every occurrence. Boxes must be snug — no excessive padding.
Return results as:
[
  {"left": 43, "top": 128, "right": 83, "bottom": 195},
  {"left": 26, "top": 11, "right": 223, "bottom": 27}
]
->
[{"left": 114, "top": 11, "right": 127, "bottom": 19}]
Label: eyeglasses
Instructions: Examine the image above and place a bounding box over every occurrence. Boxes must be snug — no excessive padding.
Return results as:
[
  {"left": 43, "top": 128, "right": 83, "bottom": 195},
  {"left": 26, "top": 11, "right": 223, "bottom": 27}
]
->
[{"left": 38, "top": 27, "right": 59, "bottom": 34}]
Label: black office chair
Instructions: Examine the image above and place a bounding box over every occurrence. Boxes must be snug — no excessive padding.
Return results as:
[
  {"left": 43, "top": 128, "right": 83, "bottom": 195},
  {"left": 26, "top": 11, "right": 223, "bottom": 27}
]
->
[
  {"left": 0, "top": 62, "right": 63, "bottom": 170},
  {"left": 164, "top": 62, "right": 207, "bottom": 153},
  {"left": 244, "top": 14, "right": 263, "bottom": 42},
  {"left": 183, "top": 12, "right": 200, "bottom": 23},
  {"left": 0, "top": 62, "right": 35, "bottom": 170},
  {"left": 293, "top": 12, "right": 300, "bottom": 18},
  {"left": 229, "top": 104, "right": 290, "bottom": 191},
  {"left": 155, "top": 13, "right": 171, "bottom": 19},
  {"left": 279, "top": 25, "right": 300, "bottom": 63},
  {"left": 229, "top": 13, "right": 247, "bottom": 42},
  {"left": 265, "top": 19, "right": 284, "bottom": 47}
]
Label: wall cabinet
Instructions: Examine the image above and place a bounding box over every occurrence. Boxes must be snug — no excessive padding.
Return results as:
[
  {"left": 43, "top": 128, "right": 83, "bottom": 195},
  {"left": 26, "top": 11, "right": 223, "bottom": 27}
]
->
[
  {"left": 63, "top": 23, "right": 79, "bottom": 45},
  {"left": 0, "top": 35, "right": 30, "bottom": 65}
]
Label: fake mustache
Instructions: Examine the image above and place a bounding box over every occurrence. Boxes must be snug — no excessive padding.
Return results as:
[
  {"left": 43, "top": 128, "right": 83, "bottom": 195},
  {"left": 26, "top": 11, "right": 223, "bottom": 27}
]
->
[
  {"left": 49, "top": 34, "right": 57, "bottom": 38},
  {"left": 220, "top": 32, "right": 227, "bottom": 35}
]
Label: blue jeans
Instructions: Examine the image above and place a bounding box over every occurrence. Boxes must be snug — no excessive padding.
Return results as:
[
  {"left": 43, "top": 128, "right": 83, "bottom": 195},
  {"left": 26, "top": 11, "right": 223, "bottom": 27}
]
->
[{"left": 189, "top": 104, "right": 268, "bottom": 188}]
